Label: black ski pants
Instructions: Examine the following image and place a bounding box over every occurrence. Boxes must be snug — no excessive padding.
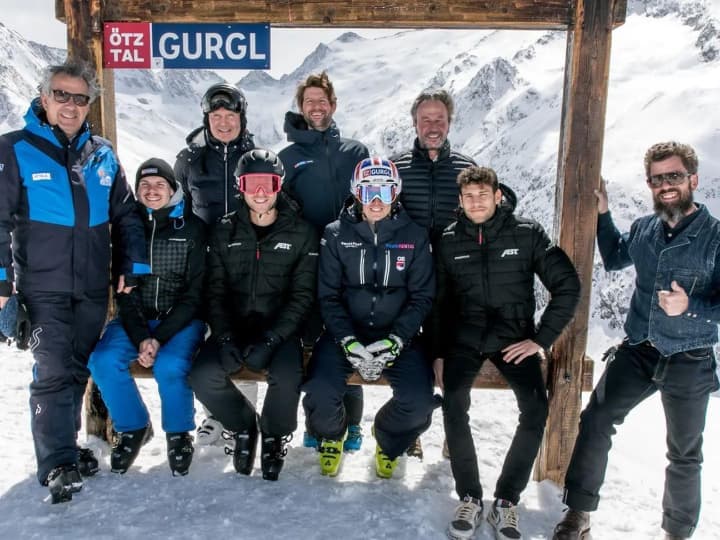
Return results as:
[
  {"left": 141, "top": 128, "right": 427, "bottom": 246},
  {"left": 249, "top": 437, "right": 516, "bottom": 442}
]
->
[
  {"left": 189, "top": 337, "right": 303, "bottom": 437},
  {"left": 563, "top": 341, "right": 719, "bottom": 538},
  {"left": 443, "top": 347, "right": 548, "bottom": 504},
  {"left": 23, "top": 289, "right": 108, "bottom": 484},
  {"left": 302, "top": 333, "right": 435, "bottom": 459}
]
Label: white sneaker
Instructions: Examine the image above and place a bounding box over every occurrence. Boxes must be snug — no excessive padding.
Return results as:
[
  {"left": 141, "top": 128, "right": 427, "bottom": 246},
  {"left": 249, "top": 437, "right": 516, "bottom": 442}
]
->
[
  {"left": 195, "top": 416, "right": 225, "bottom": 446},
  {"left": 487, "top": 499, "right": 522, "bottom": 539},
  {"left": 448, "top": 495, "right": 483, "bottom": 539}
]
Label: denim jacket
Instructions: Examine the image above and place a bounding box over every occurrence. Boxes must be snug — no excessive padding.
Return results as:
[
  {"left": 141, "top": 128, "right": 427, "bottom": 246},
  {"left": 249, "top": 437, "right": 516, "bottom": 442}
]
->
[{"left": 597, "top": 205, "right": 720, "bottom": 356}]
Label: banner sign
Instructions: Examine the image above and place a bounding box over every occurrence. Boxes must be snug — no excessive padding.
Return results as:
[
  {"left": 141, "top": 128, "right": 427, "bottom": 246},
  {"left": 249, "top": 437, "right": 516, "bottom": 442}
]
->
[{"left": 103, "top": 22, "right": 270, "bottom": 70}]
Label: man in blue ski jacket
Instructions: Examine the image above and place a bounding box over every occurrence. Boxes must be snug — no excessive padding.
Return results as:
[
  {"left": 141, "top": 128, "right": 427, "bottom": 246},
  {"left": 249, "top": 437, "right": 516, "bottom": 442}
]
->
[{"left": 0, "top": 61, "right": 149, "bottom": 503}]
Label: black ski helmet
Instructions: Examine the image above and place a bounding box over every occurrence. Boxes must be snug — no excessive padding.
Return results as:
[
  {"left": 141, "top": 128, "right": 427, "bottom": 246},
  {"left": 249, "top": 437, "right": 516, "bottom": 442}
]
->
[
  {"left": 234, "top": 149, "right": 285, "bottom": 182},
  {"left": 201, "top": 83, "right": 247, "bottom": 134}
]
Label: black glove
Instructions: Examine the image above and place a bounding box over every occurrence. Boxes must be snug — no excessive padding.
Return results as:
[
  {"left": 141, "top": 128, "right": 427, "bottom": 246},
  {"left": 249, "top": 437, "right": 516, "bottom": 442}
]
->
[
  {"left": 218, "top": 338, "right": 244, "bottom": 374},
  {"left": 243, "top": 332, "right": 280, "bottom": 371},
  {"left": 15, "top": 299, "right": 31, "bottom": 351}
]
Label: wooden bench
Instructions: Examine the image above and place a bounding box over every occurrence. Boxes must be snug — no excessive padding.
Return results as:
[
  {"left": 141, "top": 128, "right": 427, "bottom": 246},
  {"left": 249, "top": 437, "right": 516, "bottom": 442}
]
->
[{"left": 85, "top": 354, "right": 594, "bottom": 440}]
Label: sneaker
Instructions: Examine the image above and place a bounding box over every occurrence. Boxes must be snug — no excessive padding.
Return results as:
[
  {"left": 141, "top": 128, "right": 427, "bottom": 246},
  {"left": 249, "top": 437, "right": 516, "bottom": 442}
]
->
[
  {"left": 196, "top": 416, "right": 224, "bottom": 446},
  {"left": 552, "top": 508, "right": 591, "bottom": 540},
  {"left": 261, "top": 432, "right": 292, "bottom": 481},
  {"left": 166, "top": 432, "right": 194, "bottom": 476},
  {"left": 47, "top": 464, "right": 83, "bottom": 504},
  {"left": 110, "top": 424, "right": 153, "bottom": 474},
  {"left": 344, "top": 424, "right": 363, "bottom": 452},
  {"left": 303, "top": 431, "right": 318, "bottom": 449},
  {"left": 406, "top": 437, "right": 423, "bottom": 460},
  {"left": 319, "top": 436, "right": 345, "bottom": 477},
  {"left": 488, "top": 499, "right": 522, "bottom": 539},
  {"left": 77, "top": 447, "right": 99, "bottom": 477},
  {"left": 448, "top": 495, "right": 484, "bottom": 539},
  {"left": 231, "top": 416, "right": 259, "bottom": 475},
  {"left": 375, "top": 444, "right": 399, "bottom": 479}
]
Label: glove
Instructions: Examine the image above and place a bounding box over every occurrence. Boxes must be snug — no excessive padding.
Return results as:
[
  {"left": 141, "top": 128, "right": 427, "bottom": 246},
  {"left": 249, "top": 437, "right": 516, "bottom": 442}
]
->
[
  {"left": 340, "top": 336, "right": 374, "bottom": 370},
  {"left": 365, "top": 334, "right": 404, "bottom": 367},
  {"left": 218, "top": 337, "right": 244, "bottom": 374},
  {"left": 0, "top": 295, "right": 31, "bottom": 350},
  {"left": 356, "top": 356, "right": 386, "bottom": 382},
  {"left": 243, "top": 332, "right": 280, "bottom": 371}
]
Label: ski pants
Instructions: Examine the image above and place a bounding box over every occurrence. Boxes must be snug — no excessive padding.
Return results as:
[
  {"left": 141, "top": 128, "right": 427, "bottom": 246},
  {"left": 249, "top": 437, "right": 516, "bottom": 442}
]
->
[
  {"left": 88, "top": 318, "right": 204, "bottom": 434},
  {"left": 563, "top": 341, "right": 719, "bottom": 538},
  {"left": 22, "top": 289, "right": 108, "bottom": 485},
  {"left": 189, "top": 336, "right": 303, "bottom": 437},
  {"left": 303, "top": 332, "right": 436, "bottom": 459},
  {"left": 443, "top": 348, "right": 548, "bottom": 503}
]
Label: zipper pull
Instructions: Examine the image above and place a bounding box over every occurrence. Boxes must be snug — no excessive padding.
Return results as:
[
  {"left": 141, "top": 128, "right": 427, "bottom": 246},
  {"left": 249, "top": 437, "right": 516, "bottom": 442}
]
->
[
  {"left": 256, "top": 243, "right": 260, "bottom": 260},
  {"left": 478, "top": 225, "right": 483, "bottom": 245}
]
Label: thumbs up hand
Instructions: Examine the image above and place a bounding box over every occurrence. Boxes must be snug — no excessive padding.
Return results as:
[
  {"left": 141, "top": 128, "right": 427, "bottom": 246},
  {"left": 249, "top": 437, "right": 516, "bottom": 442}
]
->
[{"left": 658, "top": 280, "right": 689, "bottom": 316}]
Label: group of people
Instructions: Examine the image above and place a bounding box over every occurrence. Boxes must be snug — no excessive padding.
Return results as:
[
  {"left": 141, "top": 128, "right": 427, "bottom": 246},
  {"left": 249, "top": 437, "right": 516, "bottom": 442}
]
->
[{"left": 0, "top": 60, "right": 716, "bottom": 540}]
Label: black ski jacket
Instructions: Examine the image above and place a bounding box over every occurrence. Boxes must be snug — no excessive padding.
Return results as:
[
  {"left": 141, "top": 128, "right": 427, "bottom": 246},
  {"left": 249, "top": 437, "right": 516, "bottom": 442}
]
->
[
  {"left": 433, "top": 185, "right": 580, "bottom": 356},
  {"left": 116, "top": 189, "right": 207, "bottom": 348},
  {"left": 174, "top": 126, "right": 255, "bottom": 225},
  {"left": 319, "top": 199, "right": 435, "bottom": 345},
  {"left": 205, "top": 193, "right": 319, "bottom": 342},
  {"left": 279, "top": 112, "right": 369, "bottom": 232},
  {"left": 392, "top": 139, "right": 476, "bottom": 243}
]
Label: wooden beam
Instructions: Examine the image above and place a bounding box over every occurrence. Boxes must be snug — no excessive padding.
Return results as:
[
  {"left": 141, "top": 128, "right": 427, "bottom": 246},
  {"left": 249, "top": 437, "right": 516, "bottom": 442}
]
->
[
  {"left": 63, "top": 0, "right": 118, "bottom": 148},
  {"left": 535, "top": 0, "right": 617, "bottom": 485}
]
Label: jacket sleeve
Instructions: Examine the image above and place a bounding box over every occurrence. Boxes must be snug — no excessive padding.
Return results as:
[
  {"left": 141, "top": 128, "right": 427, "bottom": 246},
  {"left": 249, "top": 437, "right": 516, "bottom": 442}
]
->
[
  {"left": 266, "top": 225, "right": 319, "bottom": 341},
  {"left": 390, "top": 230, "right": 436, "bottom": 344},
  {"left": 318, "top": 225, "right": 356, "bottom": 341},
  {"left": 205, "top": 224, "right": 233, "bottom": 339},
  {"left": 152, "top": 223, "right": 207, "bottom": 344},
  {"left": 686, "top": 245, "right": 720, "bottom": 323},
  {"left": 532, "top": 225, "right": 581, "bottom": 349},
  {"left": 597, "top": 211, "right": 633, "bottom": 271},
  {"left": 0, "top": 137, "right": 19, "bottom": 296},
  {"left": 174, "top": 151, "right": 191, "bottom": 204},
  {"left": 116, "top": 289, "right": 151, "bottom": 348},
  {"left": 109, "top": 158, "right": 150, "bottom": 277}
]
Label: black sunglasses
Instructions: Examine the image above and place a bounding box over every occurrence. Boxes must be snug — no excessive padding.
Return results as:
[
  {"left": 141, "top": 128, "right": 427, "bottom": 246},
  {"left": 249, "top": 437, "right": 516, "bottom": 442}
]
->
[
  {"left": 51, "top": 89, "right": 91, "bottom": 107},
  {"left": 647, "top": 171, "right": 691, "bottom": 188}
]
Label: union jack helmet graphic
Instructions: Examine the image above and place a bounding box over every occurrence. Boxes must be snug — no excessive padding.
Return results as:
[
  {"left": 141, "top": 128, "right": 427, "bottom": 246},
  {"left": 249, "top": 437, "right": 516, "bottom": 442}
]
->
[{"left": 351, "top": 156, "right": 402, "bottom": 193}]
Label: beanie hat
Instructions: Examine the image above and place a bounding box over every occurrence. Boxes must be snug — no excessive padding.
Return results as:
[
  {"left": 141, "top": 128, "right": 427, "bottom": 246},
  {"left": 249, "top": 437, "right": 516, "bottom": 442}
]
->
[{"left": 135, "top": 158, "right": 177, "bottom": 192}]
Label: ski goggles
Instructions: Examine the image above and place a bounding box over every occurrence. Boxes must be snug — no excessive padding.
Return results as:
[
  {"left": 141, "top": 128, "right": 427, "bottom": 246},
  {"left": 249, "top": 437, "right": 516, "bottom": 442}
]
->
[
  {"left": 237, "top": 174, "right": 282, "bottom": 195},
  {"left": 355, "top": 184, "right": 398, "bottom": 204},
  {"left": 204, "top": 92, "right": 246, "bottom": 114},
  {"left": 51, "top": 89, "right": 91, "bottom": 107}
]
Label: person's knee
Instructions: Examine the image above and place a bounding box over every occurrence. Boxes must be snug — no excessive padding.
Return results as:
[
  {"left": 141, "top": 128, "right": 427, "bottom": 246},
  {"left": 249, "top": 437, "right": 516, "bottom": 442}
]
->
[
  {"left": 154, "top": 356, "right": 191, "bottom": 386},
  {"left": 87, "top": 350, "right": 124, "bottom": 384}
]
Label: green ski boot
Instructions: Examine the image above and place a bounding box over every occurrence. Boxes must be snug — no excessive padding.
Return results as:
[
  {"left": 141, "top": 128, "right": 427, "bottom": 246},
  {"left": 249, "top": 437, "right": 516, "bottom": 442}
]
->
[{"left": 319, "top": 434, "right": 345, "bottom": 477}]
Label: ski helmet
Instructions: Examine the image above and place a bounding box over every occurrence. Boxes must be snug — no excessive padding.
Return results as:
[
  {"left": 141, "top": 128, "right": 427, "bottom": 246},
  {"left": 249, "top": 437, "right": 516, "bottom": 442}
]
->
[
  {"left": 201, "top": 83, "right": 247, "bottom": 115},
  {"left": 234, "top": 149, "right": 285, "bottom": 195},
  {"left": 351, "top": 157, "right": 402, "bottom": 204}
]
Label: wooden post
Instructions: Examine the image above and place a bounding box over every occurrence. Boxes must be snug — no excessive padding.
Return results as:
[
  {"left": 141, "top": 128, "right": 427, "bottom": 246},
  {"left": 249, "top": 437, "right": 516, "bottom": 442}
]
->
[{"left": 535, "top": 0, "right": 617, "bottom": 484}]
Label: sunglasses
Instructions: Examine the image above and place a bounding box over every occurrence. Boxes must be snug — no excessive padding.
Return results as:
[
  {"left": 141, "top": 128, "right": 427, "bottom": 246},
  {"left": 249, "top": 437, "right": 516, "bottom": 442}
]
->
[
  {"left": 356, "top": 184, "right": 398, "bottom": 204},
  {"left": 237, "top": 174, "right": 282, "bottom": 195},
  {"left": 205, "top": 93, "right": 246, "bottom": 114},
  {"left": 51, "top": 89, "right": 91, "bottom": 107},
  {"left": 647, "top": 171, "right": 691, "bottom": 188}
]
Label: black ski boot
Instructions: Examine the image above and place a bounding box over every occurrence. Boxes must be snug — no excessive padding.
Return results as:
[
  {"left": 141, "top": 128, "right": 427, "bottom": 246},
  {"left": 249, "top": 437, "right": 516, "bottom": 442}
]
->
[
  {"left": 77, "top": 447, "right": 99, "bottom": 477},
  {"left": 232, "top": 415, "right": 259, "bottom": 475},
  {"left": 46, "top": 464, "right": 83, "bottom": 504},
  {"left": 261, "top": 433, "right": 291, "bottom": 481},
  {"left": 111, "top": 424, "right": 153, "bottom": 474},
  {"left": 166, "top": 432, "right": 194, "bottom": 476}
]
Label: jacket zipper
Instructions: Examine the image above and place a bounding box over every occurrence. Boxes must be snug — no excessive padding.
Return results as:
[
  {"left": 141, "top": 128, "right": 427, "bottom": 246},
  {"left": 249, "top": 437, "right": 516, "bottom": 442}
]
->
[
  {"left": 223, "top": 144, "right": 229, "bottom": 214},
  {"left": 148, "top": 212, "right": 160, "bottom": 312}
]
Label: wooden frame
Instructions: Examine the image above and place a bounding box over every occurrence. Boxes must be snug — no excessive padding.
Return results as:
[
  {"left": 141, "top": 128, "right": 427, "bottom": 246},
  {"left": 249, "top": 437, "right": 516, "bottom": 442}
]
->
[{"left": 60, "top": 0, "right": 625, "bottom": 485}]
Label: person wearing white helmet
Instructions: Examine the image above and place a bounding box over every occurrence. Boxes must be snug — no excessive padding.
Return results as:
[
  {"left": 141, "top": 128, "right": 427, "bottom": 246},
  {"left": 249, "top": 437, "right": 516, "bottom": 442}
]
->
[{"left": 303, "top": 156, "right": 436, "bottom": 479}]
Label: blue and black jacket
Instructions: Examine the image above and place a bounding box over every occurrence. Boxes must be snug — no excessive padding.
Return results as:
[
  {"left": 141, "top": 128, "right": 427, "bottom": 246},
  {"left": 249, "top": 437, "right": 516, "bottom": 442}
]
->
[{"left": 0, "top": 99, "right": 149, "bottom": 296}]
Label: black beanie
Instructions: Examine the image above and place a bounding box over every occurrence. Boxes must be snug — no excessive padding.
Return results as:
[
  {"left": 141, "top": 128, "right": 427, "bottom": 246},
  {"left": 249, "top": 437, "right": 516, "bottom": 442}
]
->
[{"left": 135, "top": 158, "right": 177, "bottom": 192}]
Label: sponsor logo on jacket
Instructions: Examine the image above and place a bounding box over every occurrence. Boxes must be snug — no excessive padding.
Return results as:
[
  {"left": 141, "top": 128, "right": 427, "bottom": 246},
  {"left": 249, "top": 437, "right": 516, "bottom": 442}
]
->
[
  {"left": 396, "top": 256, "right": 406, "bottom": 271},
  {"left": 97, "top": 167, "right": 113, "bottom": 186},
  {"left": 385, "top": 243, "right": 415, "bottom": 249},
  {"left": 274, "top": 242, "right": 292, "bottom": 251},
  {"left": 501, "top": 248, "right": 519, "bottom": 258},
  {"left": 31, "top": 172, "right": 52, "bottom": 181},
  {"left": 340, "top": 241, "right": 363, "bottom": 248}
]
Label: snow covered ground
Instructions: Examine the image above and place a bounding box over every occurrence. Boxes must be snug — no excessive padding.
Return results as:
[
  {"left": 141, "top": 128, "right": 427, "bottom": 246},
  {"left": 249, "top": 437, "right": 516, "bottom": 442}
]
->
[{"left": 1, "top": 328, "right": 718, "bottom": 539}]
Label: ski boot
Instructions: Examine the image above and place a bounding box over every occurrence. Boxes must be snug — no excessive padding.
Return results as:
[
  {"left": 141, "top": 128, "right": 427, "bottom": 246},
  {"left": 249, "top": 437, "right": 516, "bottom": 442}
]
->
[
  {"left": 46, "top": 464, "right": 83, "bottom": 504},
  {"left": 344, "top": 424, "right": 363, "bottom": 452},
  {"left": 375, "top": 444, "right": 399, "bottom": 479},
  {"left": 77, "top": 447, "right": 99, "bottom": 477},
  {"left": 111, "top": 424, "right": 153, "bottom": 474},
  {"left": 261, "top": 432, "right": 291, "bottom": 481},
  {"left": 232, "top": 415, "right": 259, "bottom": 475},
  {"left": 318, "top": 435, "right": 345, "bottom": 477},
  {"left": 552, "top": 509, "right": 590, "bottom": 540},
  {"left": 167, "top": 432, "right": 194, "bottom": 476}
]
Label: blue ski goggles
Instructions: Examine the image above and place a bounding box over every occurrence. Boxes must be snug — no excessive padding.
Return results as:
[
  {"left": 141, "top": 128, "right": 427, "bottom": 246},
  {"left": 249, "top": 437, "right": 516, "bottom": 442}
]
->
[{"left": 355, "top": 184, "right": 398, "bottom": 204}]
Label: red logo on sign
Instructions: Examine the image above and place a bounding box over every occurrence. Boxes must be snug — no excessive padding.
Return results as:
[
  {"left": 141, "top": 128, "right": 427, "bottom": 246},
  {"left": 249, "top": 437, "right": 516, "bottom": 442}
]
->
[{"left": 103, "top": 23, "right": 151, "bottom": 68}]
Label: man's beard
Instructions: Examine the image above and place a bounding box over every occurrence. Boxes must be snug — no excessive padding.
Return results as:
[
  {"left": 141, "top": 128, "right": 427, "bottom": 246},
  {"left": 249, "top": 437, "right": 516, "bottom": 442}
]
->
[{"left": 653, "top": 188, "right": 694, "bottom": 223}]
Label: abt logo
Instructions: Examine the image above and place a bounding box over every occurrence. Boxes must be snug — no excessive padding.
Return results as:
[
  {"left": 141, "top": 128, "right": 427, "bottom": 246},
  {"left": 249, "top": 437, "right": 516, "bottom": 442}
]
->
[
  {"left": 273, "top": 242, "right": 292, "bottom": 251},
  {"left": 501, "top": 248, "right": 519, "bottom": 258}
]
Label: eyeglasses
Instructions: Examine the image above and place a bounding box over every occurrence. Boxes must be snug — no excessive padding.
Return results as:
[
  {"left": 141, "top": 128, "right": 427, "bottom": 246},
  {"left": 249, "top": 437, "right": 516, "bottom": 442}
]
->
[
  {"left": 204, "top": 92, "right": 246, "bottom": 114},
  {"left": 51, "top": 89, "right": 91, "bottom": 107},
  {"left": 237, "top": 174, "right": 282, "bottom": 195},
  {"left": 356, "top": 184, "right": 398, "bottom": 204},
  {"left": 647, "top": 171, "right": 691, "bottom": 188}
]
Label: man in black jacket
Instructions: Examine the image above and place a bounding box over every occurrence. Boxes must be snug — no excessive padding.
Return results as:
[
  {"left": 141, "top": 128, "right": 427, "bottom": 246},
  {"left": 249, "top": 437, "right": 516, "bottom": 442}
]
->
[
  {"left": 174, "top": 82, "right": 258, "bottom": 446},
  {"left": 437, "top": 167, "right": 580, "bottom": 540},
  {"left": 279, "top": 71, "right": 370, "bottom": 451},
  {"left": 189, "top": 149, "right": 318, "bottom": 481}
]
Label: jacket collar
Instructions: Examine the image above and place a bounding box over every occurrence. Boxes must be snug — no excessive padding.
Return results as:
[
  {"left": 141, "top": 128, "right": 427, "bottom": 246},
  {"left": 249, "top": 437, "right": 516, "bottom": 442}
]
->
[
  {"left": 24, "top": 98, "right": 91, "bottom": 150},
  {"left": 283, "top": 111, "right": 341, "bottom": 146},
  {"left": 411, "top": 138, "right": 451, "bottom": 161}
]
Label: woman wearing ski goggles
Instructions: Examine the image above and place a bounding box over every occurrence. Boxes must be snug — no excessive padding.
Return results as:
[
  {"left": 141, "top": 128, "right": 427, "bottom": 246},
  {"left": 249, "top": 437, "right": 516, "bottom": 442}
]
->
[{"left": 351, "top": 157, "right": 402, "bottom": 226}]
